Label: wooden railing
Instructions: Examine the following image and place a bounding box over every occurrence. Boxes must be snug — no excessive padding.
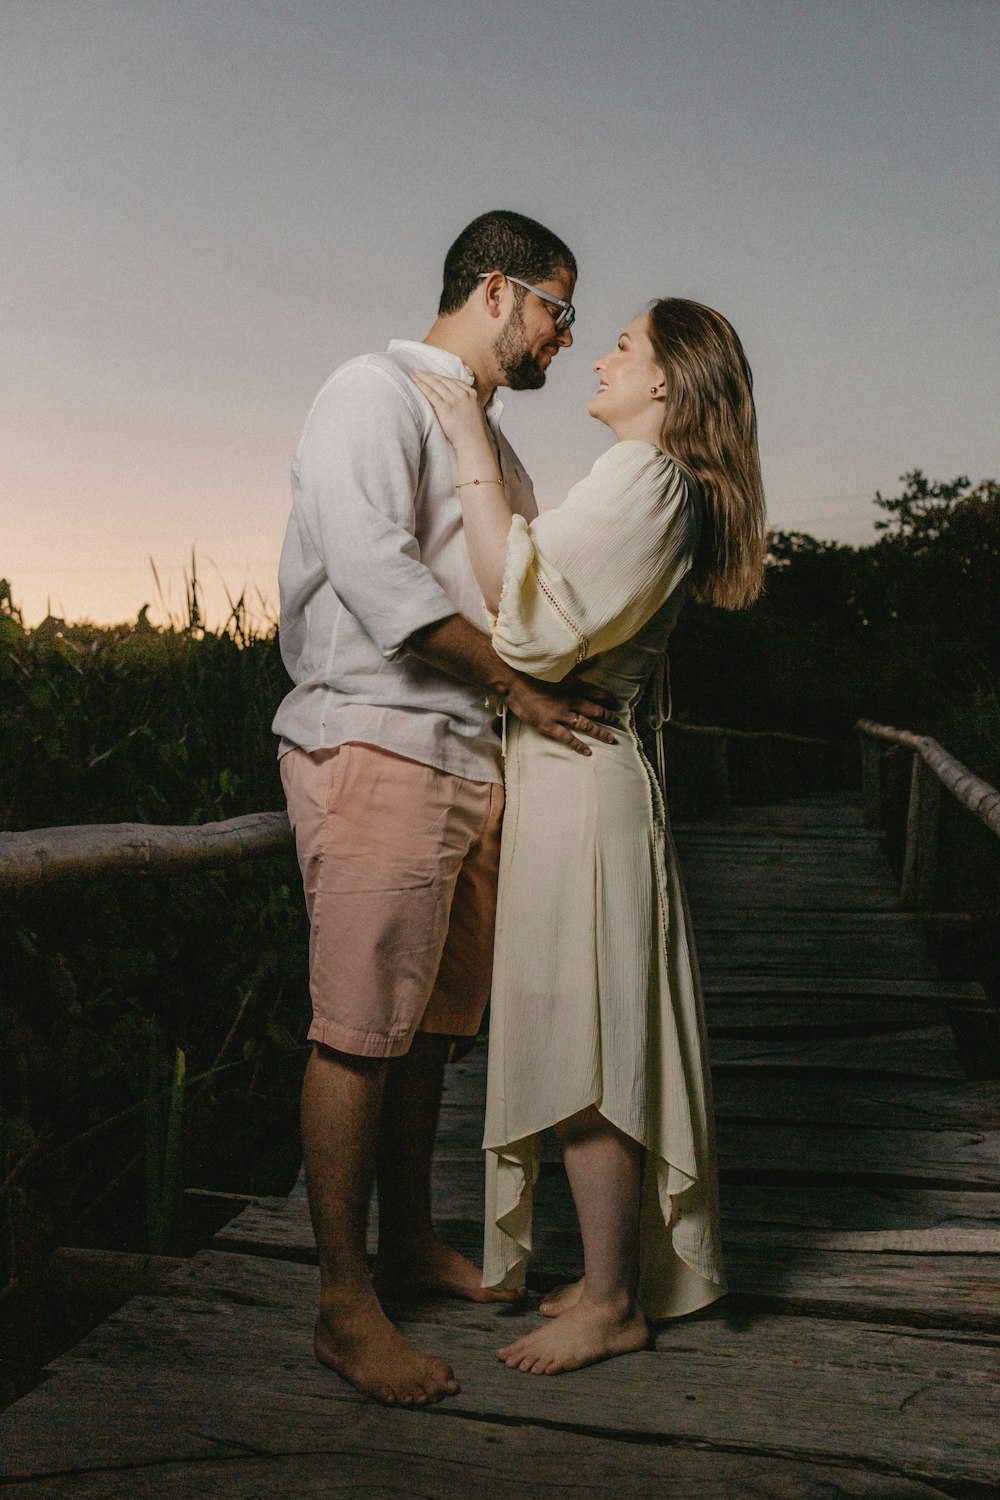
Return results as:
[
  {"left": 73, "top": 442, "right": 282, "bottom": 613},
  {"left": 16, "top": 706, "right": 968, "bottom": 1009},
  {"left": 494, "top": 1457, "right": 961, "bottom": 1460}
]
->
[
  {"left": 664, "top": 721, "right": 832, "bottom": 818},
  {"left": 0, "top": 812, "right": 292, "bottom": 893},
  {"left": 0, "top": 723, "right": 839, "bottom": 889},
  {"left": 857, "top": 719, "right": 1000, "bottom": 910}
]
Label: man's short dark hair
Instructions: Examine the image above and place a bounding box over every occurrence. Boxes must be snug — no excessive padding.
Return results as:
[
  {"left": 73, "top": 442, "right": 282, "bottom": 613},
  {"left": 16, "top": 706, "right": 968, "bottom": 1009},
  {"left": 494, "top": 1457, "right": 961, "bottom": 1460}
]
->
[{"left": 438, "top": 210, "right": 576, "bottom": 316}]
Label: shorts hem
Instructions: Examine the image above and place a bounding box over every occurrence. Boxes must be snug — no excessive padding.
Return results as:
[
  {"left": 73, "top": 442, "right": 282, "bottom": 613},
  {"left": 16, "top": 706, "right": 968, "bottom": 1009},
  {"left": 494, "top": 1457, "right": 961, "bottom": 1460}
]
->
[{"left": 307, "top": 1017, "right": 415, "bottom": 1059}]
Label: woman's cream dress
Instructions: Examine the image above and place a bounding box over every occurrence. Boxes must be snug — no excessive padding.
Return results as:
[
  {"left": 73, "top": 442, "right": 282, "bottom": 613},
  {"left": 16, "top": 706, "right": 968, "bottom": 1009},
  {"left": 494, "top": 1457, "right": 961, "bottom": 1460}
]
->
[{"left": 482, "top": 440, "right": 726, "bottom": 1320}]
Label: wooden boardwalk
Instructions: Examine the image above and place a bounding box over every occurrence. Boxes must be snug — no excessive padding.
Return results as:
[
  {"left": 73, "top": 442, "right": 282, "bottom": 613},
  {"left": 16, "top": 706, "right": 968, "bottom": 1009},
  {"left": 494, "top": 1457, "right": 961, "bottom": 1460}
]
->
[{"left": 4, "top": 793, "right": 1000, "bottom": 1497}]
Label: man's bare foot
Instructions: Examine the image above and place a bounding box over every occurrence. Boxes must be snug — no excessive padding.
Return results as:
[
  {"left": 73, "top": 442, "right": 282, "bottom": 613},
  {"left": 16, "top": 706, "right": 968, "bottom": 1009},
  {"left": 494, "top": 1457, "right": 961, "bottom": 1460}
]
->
[
  {"left": 539, "top": 1276, "right": 584, "bottom": 1317},
  {"left": 498, "top": 1293, "right": 650, "bottom": 1375},
  {"left": 377, "top": 1237, "right": 523, "bottom": 1305},
  {"left": 314, "top": 1291, "right": 459, "bottom": 1406}
]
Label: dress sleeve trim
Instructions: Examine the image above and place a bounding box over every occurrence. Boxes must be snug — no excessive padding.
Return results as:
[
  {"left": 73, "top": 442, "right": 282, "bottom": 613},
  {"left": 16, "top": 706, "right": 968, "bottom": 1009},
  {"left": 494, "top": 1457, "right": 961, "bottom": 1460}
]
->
[
  {"left": 533, "top": 570, "right": 589, "bottom": 665},
  {"left": 495, "top": 514, "right": 589, "bottom": 667}
]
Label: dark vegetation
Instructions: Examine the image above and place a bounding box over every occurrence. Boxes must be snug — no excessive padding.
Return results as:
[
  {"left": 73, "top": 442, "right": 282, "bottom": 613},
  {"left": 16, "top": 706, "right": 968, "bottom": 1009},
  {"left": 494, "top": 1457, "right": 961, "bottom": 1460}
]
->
[
  {"left": 0, "top": 585, "right": 310, "bottom": 1398},
  {"left": 2, "top": 471, "right": 998, "bottom": 1393}
]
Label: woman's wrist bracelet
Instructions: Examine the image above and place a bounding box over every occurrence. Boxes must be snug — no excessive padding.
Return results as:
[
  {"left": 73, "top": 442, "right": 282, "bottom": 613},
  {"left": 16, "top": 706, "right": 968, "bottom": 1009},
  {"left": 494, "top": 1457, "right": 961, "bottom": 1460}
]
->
[{"left": 456, "top": 476, "right": 504, "bottom": 489}]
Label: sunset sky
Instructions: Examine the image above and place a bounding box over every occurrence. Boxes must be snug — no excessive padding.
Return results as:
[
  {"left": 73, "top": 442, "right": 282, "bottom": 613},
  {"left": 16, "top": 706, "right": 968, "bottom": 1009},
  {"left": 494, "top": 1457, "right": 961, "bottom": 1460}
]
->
[{"left": 4, "top": 0, "right": 998, "bottom": 627}]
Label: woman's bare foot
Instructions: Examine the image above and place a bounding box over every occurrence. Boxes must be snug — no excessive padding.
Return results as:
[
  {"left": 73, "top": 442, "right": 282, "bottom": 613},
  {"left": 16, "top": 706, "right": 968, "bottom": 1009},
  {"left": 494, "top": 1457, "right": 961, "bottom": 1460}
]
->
[
  {"left": 539, "top": 1276, "right": 584, "bottom": 1317},
  {"left": 376, "top": 1237, "right": 524, "bottom": 1305},
  {"left": 498, "top": 1293, "right": 650, "bottom": 1375},
  {"left": 314, "top": 1290, "right": 459, "bottom": 1406}
]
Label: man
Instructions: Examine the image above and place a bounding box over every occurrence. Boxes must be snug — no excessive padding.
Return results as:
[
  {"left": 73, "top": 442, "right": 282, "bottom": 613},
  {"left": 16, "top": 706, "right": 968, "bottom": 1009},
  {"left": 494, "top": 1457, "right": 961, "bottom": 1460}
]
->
[{"left": 274, "top": 210, "right": 613, "bottom": 1407}]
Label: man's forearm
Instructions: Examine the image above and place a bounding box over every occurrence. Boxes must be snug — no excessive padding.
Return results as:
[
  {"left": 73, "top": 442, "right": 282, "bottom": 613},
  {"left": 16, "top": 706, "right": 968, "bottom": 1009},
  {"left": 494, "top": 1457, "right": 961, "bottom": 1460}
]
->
[
  {"left": 406, "top": 614, "right": 617, "bottom": 754},
  {"left": 405, "top": 614, "right": 515, "bottom": 700}
]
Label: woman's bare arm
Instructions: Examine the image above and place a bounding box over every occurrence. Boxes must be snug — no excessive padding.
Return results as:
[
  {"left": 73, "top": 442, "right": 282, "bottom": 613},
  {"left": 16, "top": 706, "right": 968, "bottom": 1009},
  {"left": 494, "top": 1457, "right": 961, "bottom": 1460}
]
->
[{"left": 412, "top": 370, "right": 512, "bottom": 613}]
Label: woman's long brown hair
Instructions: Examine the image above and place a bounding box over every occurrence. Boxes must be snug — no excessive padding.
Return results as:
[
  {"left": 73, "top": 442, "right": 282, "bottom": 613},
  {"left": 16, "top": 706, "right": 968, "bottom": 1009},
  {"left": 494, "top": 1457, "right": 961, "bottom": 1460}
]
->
[{"left": 648, "top": 298, "right": 766, "bottom": 609}]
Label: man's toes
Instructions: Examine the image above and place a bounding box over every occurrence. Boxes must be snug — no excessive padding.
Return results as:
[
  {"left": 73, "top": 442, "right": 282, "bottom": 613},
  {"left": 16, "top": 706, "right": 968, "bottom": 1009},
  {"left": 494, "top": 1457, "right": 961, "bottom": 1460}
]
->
[{"left": 432, "top": 1359, "right": 456, "bottom": 1385}]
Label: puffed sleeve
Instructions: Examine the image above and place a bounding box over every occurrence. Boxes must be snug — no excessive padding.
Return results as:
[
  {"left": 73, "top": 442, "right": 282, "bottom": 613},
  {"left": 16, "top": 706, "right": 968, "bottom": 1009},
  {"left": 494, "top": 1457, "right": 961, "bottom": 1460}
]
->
[{"left": 491, "top": 442, "right": 700, "bottom": 681}]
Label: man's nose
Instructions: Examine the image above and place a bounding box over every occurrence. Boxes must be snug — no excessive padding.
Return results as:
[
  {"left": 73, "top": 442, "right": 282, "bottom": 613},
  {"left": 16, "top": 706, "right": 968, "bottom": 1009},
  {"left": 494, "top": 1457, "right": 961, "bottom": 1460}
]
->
[{"left": 557, "top": 326, "right": 574, "bottom": 349}]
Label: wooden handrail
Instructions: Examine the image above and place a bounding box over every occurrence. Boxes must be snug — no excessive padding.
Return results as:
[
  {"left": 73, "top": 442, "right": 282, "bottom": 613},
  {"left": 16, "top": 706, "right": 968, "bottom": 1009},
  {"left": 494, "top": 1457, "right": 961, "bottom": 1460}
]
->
[
  {"left": 0, "top": 812, "right": 292, "bottom": 893},
  {"left": 665, "top": 723, "right": 827, "bottom": 746},
  {"left": 664, "top": 720, "right": 832, "bottom": 820},
  {"left": 857, "top": 720, "right": 1000, "bottom": 839},
  {"left": 0, "top": 722, "right": 837, "bottom": 891},
  {"left": 856, "top": 719, "right": 1000, "bottom": 911}
]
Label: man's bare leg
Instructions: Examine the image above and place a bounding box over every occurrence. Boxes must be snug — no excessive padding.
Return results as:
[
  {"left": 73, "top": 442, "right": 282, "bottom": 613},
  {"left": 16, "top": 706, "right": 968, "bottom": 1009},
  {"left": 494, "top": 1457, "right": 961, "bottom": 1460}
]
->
[
  {"left": 498, "top": 1106, "right": 650, "bottom": 1374},
  {"left": 300, "top": 1043, "right": 459, "bottom": 1404},
  {"left": 374, "top": 1032, "right": 520, "bottom": 1303}
]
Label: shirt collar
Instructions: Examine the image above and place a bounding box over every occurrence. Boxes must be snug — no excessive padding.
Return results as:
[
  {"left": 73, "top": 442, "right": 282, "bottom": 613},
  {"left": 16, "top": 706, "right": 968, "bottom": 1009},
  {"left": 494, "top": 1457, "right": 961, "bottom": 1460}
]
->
[{"left": 387, "top": 339, "right": 504, "bottom": 424}]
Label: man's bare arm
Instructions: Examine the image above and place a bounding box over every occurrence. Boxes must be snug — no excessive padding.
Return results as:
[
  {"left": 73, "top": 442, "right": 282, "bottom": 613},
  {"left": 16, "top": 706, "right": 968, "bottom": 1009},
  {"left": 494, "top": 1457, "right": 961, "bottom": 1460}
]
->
[{"left": 405, "top": 615, "right": 617, "bottom": 757}]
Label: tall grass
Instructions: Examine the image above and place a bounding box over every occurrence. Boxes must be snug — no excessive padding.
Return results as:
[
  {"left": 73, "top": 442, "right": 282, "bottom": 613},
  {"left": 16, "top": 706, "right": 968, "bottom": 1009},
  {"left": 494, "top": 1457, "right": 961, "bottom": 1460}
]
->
[{"left": 0, "top": 576, "right": 308, "bottom": 1301}]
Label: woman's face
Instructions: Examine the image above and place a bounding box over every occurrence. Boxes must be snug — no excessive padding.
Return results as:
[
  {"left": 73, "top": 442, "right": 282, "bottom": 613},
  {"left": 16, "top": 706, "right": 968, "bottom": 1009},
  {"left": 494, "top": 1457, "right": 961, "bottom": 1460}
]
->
[{"left": 588, "top": 313, "right": 665, "bottom": 437}]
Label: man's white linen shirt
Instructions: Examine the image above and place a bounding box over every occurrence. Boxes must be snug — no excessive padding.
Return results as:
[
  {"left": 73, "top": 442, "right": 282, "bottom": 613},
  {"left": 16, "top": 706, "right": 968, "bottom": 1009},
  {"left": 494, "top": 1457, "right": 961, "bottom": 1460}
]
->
[{"left": 272, "top": 340, "right": 538, "bottom": 784}]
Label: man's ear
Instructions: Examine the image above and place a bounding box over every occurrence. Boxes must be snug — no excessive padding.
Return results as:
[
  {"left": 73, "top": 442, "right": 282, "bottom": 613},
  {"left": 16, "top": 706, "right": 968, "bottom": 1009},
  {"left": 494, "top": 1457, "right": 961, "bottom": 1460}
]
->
[{"left": 478, "top": 271, "right": 508, "bottom": 321}]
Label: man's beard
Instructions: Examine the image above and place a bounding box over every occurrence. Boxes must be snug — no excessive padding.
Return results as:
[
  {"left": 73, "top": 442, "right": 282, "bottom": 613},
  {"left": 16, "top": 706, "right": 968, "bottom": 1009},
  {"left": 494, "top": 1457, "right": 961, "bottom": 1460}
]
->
[{"left": 493, "top": 303, "right": 547, "bottom": 391}]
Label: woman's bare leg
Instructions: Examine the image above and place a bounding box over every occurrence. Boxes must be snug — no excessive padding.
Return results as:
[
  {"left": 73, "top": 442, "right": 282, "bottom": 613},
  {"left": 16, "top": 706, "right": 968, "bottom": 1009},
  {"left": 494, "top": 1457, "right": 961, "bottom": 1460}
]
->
[
  {"left": 498, "top": 1106, "right": 651, "bottom": 1374},
  {"left": 538, "top": 1276, "right": 584, "bottom": 1317}
]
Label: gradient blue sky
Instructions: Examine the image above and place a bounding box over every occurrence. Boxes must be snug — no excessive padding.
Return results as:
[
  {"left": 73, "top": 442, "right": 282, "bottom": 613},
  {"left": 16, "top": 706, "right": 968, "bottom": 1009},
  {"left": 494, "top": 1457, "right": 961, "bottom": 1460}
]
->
[{"left": 4, "top": 0, "right": 998, "bottom": 626}]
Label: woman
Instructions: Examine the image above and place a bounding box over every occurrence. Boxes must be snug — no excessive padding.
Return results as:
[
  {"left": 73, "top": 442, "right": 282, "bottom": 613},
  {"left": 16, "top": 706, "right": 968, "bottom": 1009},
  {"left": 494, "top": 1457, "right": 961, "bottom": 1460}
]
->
[{"left": 413, "top": 297, "right": 765, "bottom": 1376}]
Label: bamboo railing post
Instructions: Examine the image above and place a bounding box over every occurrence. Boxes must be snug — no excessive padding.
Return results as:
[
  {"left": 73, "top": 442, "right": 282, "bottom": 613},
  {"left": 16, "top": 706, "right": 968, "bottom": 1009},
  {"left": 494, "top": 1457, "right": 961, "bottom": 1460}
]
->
[
  {"left": 710, "top": 735, "right": 730, "bottom": 819},
  {"left": 901, "top": 752, "right": 941, "bottom": 910},
  {"left": 860, "top": 736, "right": 881, "bottom": 829}
]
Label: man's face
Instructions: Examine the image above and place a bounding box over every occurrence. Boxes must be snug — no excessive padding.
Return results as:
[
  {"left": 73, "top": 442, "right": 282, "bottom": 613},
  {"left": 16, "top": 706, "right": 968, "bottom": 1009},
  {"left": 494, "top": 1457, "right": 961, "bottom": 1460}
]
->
[{"left": 493, "top": 268, "right": 576, "bottom": 391}]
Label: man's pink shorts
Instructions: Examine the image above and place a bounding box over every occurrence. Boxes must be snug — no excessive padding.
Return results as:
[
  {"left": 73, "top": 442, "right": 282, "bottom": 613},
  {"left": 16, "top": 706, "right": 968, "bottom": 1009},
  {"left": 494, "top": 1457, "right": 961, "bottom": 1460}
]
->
[{"left": 280, "top": 742, "right": 504, "bottom": 1058}]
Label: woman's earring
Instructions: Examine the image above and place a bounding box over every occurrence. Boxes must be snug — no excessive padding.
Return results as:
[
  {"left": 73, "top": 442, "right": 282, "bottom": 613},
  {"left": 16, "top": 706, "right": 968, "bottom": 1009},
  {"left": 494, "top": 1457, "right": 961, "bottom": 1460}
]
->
[{"left": 650, "top": 386, "right": 659, "bottom": 396}]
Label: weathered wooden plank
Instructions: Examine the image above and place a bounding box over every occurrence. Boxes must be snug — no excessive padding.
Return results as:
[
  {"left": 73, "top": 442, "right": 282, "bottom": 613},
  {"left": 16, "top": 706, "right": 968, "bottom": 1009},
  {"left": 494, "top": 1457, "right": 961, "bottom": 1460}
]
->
[
  {"left": 675, "top": 822, "right": 879, "bottom": 842},
  {"left": 710, "top": 1029, "right": 966, "bottom": 1079},
  {"left": 214, "top": 1184, "right": 1000, "bottom": 1334},
  {"left": 687, "top": 882, "right": 901, "bottom": 913},
  {"left": 0, "top": 1439, "right": 958, "bottom": 1500},
  {"left": 725, "top": 1245, "right": 1000, "bottom": 1331},
  {"left": 715, "top": 1121, "right": 1000, "bottom": 1186},
  {"left": 707, "top": 998, "right": 944, "bottom": 1032},
  {"left": 7, "top": 1253, "right": 996, "bottom": 1488},
  {"left": 702, "top": 975, "right": 988, "bottom": 1003},
  {"left": 677, "top": 841, "right": 892, "bottom": 865},
  {"left": 696, "top": 912, "right": 946, "bottom": 932},
  {"left": 215, "top": 1177, "right": 1000, "bottom": 1272},
  {"left": 676, "top": 798, "right": 868, "bottom": 829},
  {"left": 677, "top": 843, "right": 894, "bottom": 872},
  {"left": 119, "top": 1249, "right": 1000, "bottom": 1365},
  {"left": 722, "top": 1182, "right": 1000, "bottom": 1234},
  {"left": 697, "top": 942, "right": 931, "bottom": 981},
  {"left": 725, "top": 1226, "right": 1000, "bottom": 1252},
  {"left": 713, "top": 1073, "right": 1000, "bottom": 1129},
  {"left": 214, "top": 1170, "right": 576, "bottom": 1266}
]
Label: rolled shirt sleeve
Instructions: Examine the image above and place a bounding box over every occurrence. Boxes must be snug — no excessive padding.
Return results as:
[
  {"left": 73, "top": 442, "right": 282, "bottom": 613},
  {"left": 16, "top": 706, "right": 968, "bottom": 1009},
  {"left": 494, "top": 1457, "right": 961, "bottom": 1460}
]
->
[
  {"left": 491, "top": 442, "right": 701, "bottom": 681},
  {"left": 293, "top": 362, "right": 458, "bottom": 661}
]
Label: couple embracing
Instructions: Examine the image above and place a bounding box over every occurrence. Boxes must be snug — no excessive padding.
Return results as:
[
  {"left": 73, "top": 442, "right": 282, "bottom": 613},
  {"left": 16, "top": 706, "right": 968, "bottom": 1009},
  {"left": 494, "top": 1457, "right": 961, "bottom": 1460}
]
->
[{"left": 273, "top": 210, "right": 765, "bottom": 1406}]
